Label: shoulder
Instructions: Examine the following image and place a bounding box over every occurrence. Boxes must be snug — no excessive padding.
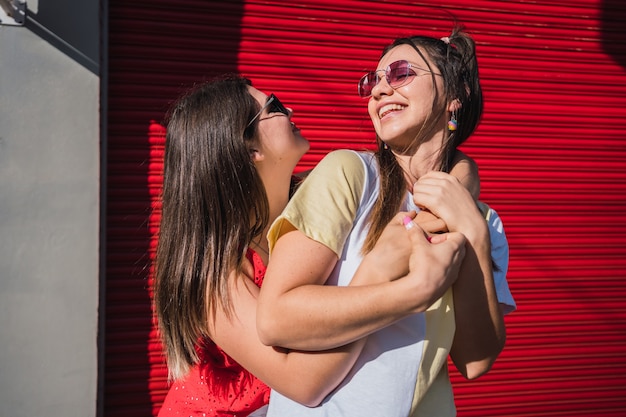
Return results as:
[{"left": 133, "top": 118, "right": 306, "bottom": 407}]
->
[
  {"left": 268, "top": 150, "right": 373, "bottom": 256},
  {"left": 302, "top": 150, "right": 372, "bottom": 197},
  {"left": 317, "top": 149, "right": 370, "bottom": 172}
]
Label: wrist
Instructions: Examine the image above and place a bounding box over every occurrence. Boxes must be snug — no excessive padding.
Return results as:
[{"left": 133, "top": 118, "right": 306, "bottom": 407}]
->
[
  {"left": 350, "top": 256, "right": 385, "bottom": 286},
  {"left": 460, "top": 219, "right": 489, "bottom": 245},
  {"left": 394, "top": 268, "right": 442, "bottom": 313}
]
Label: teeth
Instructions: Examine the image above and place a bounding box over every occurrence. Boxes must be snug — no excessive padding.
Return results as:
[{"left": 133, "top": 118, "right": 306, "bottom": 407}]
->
[{"left": 379, "top": 104, "right": 406, "bottom": 118}]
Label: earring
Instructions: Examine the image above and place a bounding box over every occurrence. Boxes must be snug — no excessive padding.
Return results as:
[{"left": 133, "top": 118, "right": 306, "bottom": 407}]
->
[
  {"left": 382, "top": 142, "right": 389, "bottom": 150},
  {"left": 447, "top": 111, "right": 458, "bottom": 131}
]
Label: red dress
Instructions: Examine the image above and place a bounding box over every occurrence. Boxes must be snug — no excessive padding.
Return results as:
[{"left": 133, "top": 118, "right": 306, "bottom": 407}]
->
[{"left": 158, "top": 249, "right": 271, "bottom": 416}]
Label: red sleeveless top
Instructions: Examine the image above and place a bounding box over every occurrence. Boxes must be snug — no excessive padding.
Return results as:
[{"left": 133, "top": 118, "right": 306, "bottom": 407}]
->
[{"left": 158, "top": 249, "right": 271, "bottom": 416}]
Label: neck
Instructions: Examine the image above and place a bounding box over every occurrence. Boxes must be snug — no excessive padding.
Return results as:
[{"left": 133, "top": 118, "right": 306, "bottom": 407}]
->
[
  {"left": 252, "top": 171, "right": 292, "bottom": 263},
  {"left": 250, "top": 235, "right": 270, "bottom": 257},
  {"left": 257, "top": 164, "right": 292, "bottom": 221},
  {"left": 266, "top": 181, "right": 290, "bottom": 228},
  {"left": 393, "top": 134, "right": 444, "bottom": 189}
]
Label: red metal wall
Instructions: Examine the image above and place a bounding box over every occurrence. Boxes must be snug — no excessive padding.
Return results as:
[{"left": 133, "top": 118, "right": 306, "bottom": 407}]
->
[{"left": 106, "top": 1, "right": 626, "bottom": 415}]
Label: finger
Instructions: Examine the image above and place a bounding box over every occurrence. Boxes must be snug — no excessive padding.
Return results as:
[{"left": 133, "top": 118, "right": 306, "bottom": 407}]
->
[
  {"left": 441, "top": 231, "right": 467, "bottom": 250},
  {"left": 403, "top": 215, "right": 416, "bottom": 231},
  {"left": 418, "top": 170, "right": 458, "bottom": 182},
  {"left": 428, "top": 233, "right": 447, "bottom": 244},
  {"left": 402, "top": 216, "right": 432, "bottom": 243},
  {"left": 414, "top": 209, "right": 438, "bottom": 223},
  {"left": 428, "top": 231, "right": 465, "bottom": 247},
  {"left": 418, "top": 219, "right": 448, "bottom": 234},
  {"left": 412, "top": 180, "right": 450, "bottom": 207},
  {"left": 415, "top": 210, "right": 448, "bottom": 234},
  {"left": 396, "top": 210, "right": 417, "bottom": 225}
]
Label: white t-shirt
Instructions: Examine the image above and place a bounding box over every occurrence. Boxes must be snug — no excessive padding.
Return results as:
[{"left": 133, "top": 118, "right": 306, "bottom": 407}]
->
[{"left": 267, "top": 150, "right": 516, "bottom": 417}]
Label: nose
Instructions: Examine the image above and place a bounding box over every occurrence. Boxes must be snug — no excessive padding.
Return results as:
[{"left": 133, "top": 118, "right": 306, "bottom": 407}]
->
[{"left": 370, "top": 75, "right": 393, "bottom": 98}]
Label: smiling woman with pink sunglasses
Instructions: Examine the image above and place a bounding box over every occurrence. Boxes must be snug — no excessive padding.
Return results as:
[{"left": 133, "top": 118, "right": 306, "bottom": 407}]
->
[{"left": 258, "top": 26, "right": 516, "bottom": 417}]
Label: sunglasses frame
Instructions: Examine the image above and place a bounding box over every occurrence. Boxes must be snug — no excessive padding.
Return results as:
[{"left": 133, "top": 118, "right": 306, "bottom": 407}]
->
[
  {"left": 247, "top": 94, "right": 289, "bottom": 127},
  {"left": 358, "top": 60, "right": 431, "bottom": 98}
]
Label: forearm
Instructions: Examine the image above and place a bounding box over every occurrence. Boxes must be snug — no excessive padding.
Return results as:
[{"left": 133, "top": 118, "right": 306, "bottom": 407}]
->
[
  {"left": 449, "top": 229, "right": 506, "bottom": 379},
  {"left": 258, "top": 218, "right": 465, "bottom": 351},
  {"left": 212, "top": 276, "right": 367, "bottom": 407},
  {"left": 413, "top": 168, "right": 505, "bottom": 378},
  {"left": 258, "top": 229, "right": 436, "bottom": 350},
  {"left": 258, "top": 278, "right": 429, "bottom": 350},
  {"left": 264, "top": 339, "right": 367, "bottom": 406}
]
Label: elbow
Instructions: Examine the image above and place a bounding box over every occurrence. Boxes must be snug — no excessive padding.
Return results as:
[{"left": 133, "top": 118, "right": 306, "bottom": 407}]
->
[
  {"left": 256, "top": 308, "right": 282, "bottom": 347},
  {"left": 462, "top": 359, "right": 494, "bottom": 380},
  {"left": 279, "top": 395, "right": 322, "bottom": 409},
  {"left": 280, "top": 381, "right": 331, "bottom": 407},
  {"left": 460, "top": 339, "right": 506, "bottom": 380},
  {"left": 454, "top": 351, "right": 497, "bottom": 380},
  {"left": 294, "top": 392, "right": 326, "bottom": 408},
  {"left": 272, "top": 359, "right": 346, "bottom": 407},
  {"left": 304, "top": 396, "right": 326, "bottom": 408}
]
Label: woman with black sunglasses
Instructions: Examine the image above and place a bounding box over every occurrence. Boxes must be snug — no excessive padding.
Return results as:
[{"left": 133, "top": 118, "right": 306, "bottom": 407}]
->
[
  {"left": 258, "top": 26, "right": 515, "bottom": 417},
  {"left": 154, "top": 75, "right": 468, "bottom": 417}
]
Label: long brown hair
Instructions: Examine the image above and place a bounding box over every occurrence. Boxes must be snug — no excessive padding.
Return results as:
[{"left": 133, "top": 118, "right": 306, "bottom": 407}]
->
[
  {"left": 363, "top": 26, "right": 484, "bottom": 253},
  {"left": 154, "top": 76, "right": 269, "bottom": 380}
]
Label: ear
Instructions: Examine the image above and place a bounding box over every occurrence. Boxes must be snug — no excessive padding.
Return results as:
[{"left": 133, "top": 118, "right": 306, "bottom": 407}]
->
[
  {"left": 249, "top": 145, "right": 265, "bottom": 162},
  {"left": 447, "top": 98, "right": 461, "bottom": 112}
]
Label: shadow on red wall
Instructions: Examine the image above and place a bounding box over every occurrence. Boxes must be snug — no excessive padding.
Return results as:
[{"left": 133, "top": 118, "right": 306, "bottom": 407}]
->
[
  {"left": 104, "top": 2, "right": 246, "bottom": 416},
  {"left": 600, "top": 0, "right": 626, "bottom": 70}
]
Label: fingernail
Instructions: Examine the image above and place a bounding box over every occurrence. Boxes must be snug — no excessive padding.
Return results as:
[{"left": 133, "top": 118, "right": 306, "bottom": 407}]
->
[{"left": 403, "top": 216, "right": 414, "bottom": 230}]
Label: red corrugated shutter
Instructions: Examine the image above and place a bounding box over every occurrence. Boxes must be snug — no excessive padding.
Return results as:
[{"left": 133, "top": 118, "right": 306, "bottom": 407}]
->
[{"left": 106, "top": 1, "right": 626, "bottom": 416}]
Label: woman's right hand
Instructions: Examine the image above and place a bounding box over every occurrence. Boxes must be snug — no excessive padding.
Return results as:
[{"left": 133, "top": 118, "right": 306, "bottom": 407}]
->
[{"left": 400, "top": 216, "right": 467, "bottom": 311}]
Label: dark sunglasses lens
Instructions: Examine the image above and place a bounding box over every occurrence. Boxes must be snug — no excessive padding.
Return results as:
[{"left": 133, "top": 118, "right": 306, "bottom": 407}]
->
[
  {"left": 268, "top": 95, "right": 289, "bottom": 115},
  {"left": 387, "top": 61, "right": 411, "bottom": 86},
  {"left": 358, "top": 72, "right": 378, "bottom": 97}
]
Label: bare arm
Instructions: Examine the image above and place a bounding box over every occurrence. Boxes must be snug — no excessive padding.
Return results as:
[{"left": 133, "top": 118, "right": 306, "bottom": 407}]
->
[
  {"left": 451, "top": 150, "right": 481, "bottom": 199},
  {"left": 207, "top": 265, "right": 364, "bottom": 407},
  {"left": 413, "top": 171, "right": 505, "bottom": 379},
  {"left": 210, "top": 217, "right": 465, "bottom": 406},
  {"left": 257, "top": 213, "right": 467, "bottom": 350}
]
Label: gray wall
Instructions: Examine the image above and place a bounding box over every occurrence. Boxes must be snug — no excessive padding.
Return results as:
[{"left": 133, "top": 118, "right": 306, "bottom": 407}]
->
[{"left": 0, "top": 0, "right": 101, "bottom": 415}]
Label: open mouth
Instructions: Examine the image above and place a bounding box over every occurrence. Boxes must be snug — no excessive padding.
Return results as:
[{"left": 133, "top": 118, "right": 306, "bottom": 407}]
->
[{"left": 378, "top": 103, "right": 406, "bottom": 119}]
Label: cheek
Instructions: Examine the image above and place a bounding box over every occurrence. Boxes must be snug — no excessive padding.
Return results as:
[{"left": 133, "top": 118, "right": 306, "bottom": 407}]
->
[
  {"left": 409, "top": 81, "right": 436, "bottom": 107},
  {"left": 367, "top": 99, "right": 378, "bottom": 123}
]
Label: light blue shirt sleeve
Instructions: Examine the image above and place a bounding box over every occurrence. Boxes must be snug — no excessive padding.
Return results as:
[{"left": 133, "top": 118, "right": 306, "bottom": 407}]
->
[{"left": 486, "top": 207, "right": 516, "bottom": 314}]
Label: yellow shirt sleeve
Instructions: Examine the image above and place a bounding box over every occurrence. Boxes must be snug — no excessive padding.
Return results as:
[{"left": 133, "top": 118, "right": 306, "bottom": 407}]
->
[{"left": 267, "top": 150, "right": 366, "bottom": 256}]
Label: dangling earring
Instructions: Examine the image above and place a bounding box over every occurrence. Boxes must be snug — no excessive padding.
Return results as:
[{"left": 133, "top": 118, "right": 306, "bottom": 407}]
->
[
  {"left": 382, "top": 142, "right": 389, "bottom": 150},
  {"left": 447, "top": 111, "right": 458, "bottom": 131}
]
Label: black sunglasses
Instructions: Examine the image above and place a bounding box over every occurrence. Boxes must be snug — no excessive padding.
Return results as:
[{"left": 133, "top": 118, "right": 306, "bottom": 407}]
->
[{"left": 247, "top": 94, "right": 289, "bottom": 127}]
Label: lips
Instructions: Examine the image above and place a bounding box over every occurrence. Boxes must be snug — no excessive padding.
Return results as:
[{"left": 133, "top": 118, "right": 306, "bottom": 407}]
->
[{"left": 378, "top": 103, "right": 406, "bottom": 119}]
